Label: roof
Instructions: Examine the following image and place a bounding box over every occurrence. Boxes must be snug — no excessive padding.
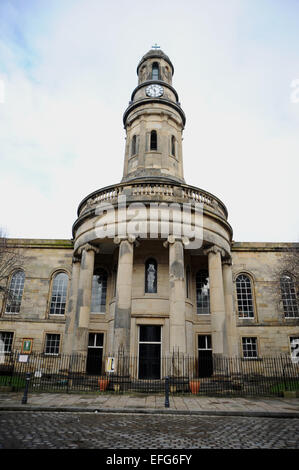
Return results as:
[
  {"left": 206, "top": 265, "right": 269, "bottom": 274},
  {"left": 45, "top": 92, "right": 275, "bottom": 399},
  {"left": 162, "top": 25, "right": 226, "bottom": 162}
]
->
[{"left": 137, "top": 49, "right": 174, "bottom": 75}]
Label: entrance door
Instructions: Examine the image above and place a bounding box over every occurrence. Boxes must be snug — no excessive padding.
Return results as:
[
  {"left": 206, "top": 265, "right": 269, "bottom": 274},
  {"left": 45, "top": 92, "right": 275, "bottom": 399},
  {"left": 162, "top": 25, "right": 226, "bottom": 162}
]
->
[
  {"left": 86, "top": 333, "right": 104, "bottom": 375},
  {"left": 138, "top": 326, "right": 161, "bottom": 379},
  {"left": 197, "top": 335, "right": 213, "bottom": 377}
]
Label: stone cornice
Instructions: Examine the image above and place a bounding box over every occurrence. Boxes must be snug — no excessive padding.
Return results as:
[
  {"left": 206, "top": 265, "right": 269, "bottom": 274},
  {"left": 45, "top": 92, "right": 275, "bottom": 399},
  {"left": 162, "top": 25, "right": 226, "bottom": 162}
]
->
[
  {"left": 232, "top": 242, "right": 299, "bottom": 252},
  {"left": 123, "top": 97, "right": 186, "bottom": 127},
  {"left": 5, "top": 239, "right": 73, "bottom": 249}
]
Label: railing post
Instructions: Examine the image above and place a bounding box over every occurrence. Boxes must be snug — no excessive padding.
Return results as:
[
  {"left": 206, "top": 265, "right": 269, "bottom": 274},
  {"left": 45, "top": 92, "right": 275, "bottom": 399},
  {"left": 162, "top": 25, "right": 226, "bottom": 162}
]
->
[
  {"left": 165, "top": 376, "right": 170, "bottom": 408},
  {"left": 21, "top": 372, "right": 31, "bottom": 404}
]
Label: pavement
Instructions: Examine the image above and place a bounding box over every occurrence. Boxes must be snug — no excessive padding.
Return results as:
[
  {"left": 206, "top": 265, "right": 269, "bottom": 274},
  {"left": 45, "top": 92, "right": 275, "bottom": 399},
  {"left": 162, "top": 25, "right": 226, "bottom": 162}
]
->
[{"left": 0, "top": 391, "right": 299, "bottom": 418}]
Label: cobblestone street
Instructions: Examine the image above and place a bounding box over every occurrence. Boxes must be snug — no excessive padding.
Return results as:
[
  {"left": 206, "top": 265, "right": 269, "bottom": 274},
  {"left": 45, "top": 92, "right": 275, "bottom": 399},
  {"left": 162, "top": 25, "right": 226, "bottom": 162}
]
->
[{"left": 0, "top": 411, "right": 298, "bottom": 449}]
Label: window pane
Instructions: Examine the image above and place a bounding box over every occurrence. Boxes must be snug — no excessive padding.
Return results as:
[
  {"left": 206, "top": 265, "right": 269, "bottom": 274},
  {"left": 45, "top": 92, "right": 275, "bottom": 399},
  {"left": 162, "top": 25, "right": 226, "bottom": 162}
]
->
[
  {"left": 171, "top": 136, "right": 175, "bottom": 156},
  {"left": 50, "top": 273, "right": 68, "bottom": 315},
  {"left": 45, "top": 334, "right": 60, "bottom": 354},
  {"left": 91, "top": 269, "right": 107, "bottom": 313},
  {"left": 152, "top": 63, "right": 159, "bottom": 80},
  {"left": 236, "top": 274, "right": 254, "bottom": 318},
  {"left": 242, "top": 337, "right": 257, "bottom": 358},
  {"left": 196, "top": 270, "right": 210, "bottom": 314},
  {"left": 280, "top": 274, "right": 298, "bottom": 318},
  {"left": 131, "top": 135, "right": 137, "bottom": 155},
  {"left": 88, "top": 333, "right": 103, "bottom": 347},
  {"left": 198, "top": 335, "right": 212, "bottom": 350},
  {"left": 5, "top": 270, "right": 25, "bottom": 314},
  {"left": 140, "top": 325, "right": 161, "bottom": 343},
  {"left": 95, "top": 333, "right": 104, "bottom": 347},
  {"left": 0, "top": 332, "right": 13, "bottom": 352},
  {"left": 150, "top": 131, "right": 157, "bottom": 151}
]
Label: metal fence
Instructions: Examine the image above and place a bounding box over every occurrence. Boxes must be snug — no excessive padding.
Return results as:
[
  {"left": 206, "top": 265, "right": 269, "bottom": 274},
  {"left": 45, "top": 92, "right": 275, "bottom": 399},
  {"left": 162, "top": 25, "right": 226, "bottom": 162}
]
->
[{"left": 0, "top": 351, "right": 298, "bottom": 397}]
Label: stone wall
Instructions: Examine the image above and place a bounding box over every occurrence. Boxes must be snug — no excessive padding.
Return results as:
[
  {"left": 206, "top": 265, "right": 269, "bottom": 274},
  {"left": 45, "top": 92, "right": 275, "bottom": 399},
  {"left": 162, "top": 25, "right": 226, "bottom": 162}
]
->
[{"left": 0, "top": 239, "right": 298, "bottom": 357}]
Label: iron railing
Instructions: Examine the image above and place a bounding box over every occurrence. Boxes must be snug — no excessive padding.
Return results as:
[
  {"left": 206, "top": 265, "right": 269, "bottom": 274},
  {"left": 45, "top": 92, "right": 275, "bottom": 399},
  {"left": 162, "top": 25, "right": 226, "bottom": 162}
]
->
[{"left": 0, "top": 352, "right": 298, "bottom": 397}]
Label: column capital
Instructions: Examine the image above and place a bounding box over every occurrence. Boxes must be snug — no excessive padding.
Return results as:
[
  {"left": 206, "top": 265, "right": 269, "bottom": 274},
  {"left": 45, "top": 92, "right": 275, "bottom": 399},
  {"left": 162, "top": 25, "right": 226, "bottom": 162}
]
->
[
  {"left": 163, "top": 235, "right": 190, "bottom": 248},
  {"left": 113, "top": 235, "right": 139, "bottom": 246},
  {"left": 72, "top": 255, "right": 81, "bottom": 264},
  {"left": 203, "top": 245, "right": 225, "bottom": 258},
  {"left": 77, "top": 243, "right": 100, "bottom": 256},
  {"left": 222, "top": 255, "right": 232, "bottom": 266}
]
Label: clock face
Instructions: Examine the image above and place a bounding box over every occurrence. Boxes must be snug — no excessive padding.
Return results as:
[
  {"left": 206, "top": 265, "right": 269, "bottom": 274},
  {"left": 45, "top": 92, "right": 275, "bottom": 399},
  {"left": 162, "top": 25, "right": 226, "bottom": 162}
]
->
[{"left": 146, "top": 84, "right": 164, "bottom": 98}]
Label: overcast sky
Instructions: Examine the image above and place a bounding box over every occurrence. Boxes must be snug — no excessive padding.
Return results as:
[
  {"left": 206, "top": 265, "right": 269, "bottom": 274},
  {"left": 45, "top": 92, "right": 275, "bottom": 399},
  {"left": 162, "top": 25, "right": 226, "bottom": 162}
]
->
[{"left": 0, "top": 0, "right": 298, "bottom": 242}]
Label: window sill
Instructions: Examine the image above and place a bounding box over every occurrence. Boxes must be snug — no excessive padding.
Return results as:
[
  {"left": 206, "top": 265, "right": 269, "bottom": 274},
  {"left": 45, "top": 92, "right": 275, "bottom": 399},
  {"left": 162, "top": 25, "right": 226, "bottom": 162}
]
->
[{"left": 48, "top": 315, "right": 65, "bottom": 321}]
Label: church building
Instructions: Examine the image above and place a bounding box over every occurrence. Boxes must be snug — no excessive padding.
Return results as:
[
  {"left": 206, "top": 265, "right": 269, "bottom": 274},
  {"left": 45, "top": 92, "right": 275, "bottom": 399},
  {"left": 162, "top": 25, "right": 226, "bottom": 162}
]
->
[{"left": 1, "top": 49, "right": 298, "bottom": 379}]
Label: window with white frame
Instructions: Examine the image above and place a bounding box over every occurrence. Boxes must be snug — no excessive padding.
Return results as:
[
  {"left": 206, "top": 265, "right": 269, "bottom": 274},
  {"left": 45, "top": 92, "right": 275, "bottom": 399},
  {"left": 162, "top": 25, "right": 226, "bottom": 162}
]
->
[
  {"left": 49, "top": 272, "right": 68, "bottom": 315},
  {"left": 242, "top": 337, "right": 258, "bottom": 358},
  {"left": 280, "top": 274, "right": 298, "bottom": 318},
  {"left": 5, "top": 270, "right": 25, "bottom": 314},
  {"left": 44, "top": 334, "right": 60, "bottom": 355},
  {"left": 236, "top": 274, "right": 254, "bottom": 318},
  {"left": 0, "top": 332, "right": 13, "bottom": 353}
]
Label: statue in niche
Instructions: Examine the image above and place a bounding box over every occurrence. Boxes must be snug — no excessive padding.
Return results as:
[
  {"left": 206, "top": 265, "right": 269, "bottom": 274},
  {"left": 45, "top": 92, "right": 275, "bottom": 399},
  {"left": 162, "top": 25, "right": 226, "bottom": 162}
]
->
[{"left": 146, "top": 260, "right": 157, "bottom": 293}]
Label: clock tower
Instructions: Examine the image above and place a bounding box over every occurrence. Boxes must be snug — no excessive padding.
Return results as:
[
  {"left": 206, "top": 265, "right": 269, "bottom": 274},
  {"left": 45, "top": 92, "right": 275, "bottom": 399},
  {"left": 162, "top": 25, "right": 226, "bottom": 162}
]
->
[
  {"left": 122, "top": 48, "right": 186, "bottom": 183},
  {"left": 68, "top": 47, "right": 234, "bottom": 365}
]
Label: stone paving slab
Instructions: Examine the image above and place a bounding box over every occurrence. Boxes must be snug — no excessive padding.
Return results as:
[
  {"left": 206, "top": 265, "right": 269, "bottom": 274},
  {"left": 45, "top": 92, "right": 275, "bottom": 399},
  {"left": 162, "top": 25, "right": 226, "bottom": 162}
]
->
[{"left": 0, "top": 392, "right": 299, "bottom": 417}]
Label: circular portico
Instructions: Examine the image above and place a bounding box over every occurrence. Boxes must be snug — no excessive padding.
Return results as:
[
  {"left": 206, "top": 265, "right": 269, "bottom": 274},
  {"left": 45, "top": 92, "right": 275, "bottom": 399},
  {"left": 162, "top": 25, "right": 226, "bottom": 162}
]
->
[{"left": 64, "top": 49, "right": 236, "bottom": 374}]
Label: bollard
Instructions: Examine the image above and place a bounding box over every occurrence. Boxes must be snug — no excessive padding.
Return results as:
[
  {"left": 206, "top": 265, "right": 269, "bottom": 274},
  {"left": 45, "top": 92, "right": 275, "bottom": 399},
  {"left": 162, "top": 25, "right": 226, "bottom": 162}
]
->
[
  {"left": 165, "top": 376, "right": 170, "bottom": 408},
  {"left": 21, "top": 372, "right": 31, "bottom": 404}
]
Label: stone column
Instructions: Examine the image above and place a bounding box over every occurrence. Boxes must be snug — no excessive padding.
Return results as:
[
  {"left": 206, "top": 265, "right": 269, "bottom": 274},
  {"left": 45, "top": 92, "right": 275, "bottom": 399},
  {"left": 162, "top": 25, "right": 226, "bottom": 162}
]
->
[
  {"left": 222, "top": 257, "right": 238, "bottom": 357},
  {"left": 205, "top": 246, "right": 226, "bottom": 355},
  {"left": 73, "top": 243, "right": 99, "bottom": 356},
  {"left": 63, "top": 255, "right": 81, "bottom": 355},
  {"left": 113, "top": 236, "right": 135, "bottom": 356},
  {"left": 164, "top": 235, "right": 188, "bottom": 354}
]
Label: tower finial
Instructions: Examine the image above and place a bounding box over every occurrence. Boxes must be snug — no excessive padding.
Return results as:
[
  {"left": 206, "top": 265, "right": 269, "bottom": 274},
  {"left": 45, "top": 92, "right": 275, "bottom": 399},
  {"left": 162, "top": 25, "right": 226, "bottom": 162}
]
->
[{"left": 151, "top": 43, "right": 160, "bottom": 50}]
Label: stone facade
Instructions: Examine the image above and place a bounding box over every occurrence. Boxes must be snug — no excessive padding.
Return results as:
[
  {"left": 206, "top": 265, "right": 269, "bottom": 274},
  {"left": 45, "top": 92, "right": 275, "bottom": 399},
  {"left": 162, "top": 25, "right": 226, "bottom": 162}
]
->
[{"left": 0, "top": 50, "right": 298, "bottom": 374}]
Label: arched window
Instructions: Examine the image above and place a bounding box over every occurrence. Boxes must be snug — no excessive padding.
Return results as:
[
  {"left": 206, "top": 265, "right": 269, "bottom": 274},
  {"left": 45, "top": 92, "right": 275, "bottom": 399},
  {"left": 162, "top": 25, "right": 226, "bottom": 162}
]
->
[
  {"left": 196, "top": 270, "right": 209, "bottom": 314},
  {"left": 280, "top": 273, "right": 298, "bottom": 318},
  {"left": 131, "top": 135, "right": 137, "bottom": 156},
  {"left": 236, "top": 274, "right": 254, "bottom": 318},
  {"left": 171, "top": 136, "right": 176, "bottom": 156},
  {"left": 91, "top": 268, "right": 108, "bottom": 313},
  {"left": 152, "top": 62, "right": 159, "bottom": 80},
  {"left": 49, "top": 272, "right": 69, "bottom": 315},
  {"left": 150, "top": 130, "right": 157, "bottom": 151},
  {"left": 5, "top": 270, "right": 25, "bottom": 314},
  {"left": 145, "top": 258, "right": 157, "bottom": 294}
]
